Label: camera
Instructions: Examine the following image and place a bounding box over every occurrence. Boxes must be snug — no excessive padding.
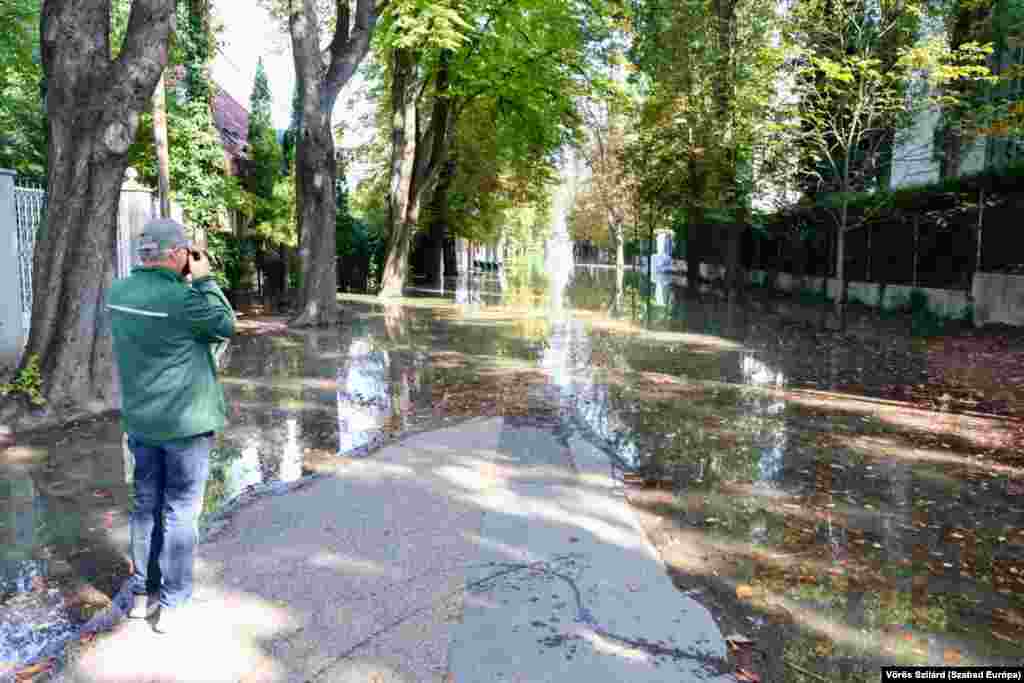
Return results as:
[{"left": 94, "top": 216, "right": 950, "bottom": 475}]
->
[{"left": 181, "top": 249, "right": 201, "bottom": 277}]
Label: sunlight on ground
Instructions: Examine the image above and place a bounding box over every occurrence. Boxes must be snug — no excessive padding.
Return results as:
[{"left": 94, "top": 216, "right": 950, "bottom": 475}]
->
[
  {"left": 306, "top": 551, "right": 387, "bottom": 577},
  {"left": 842, "top": 433, "right": 1024, "bottom": 478},
  {"left": 579, "top": 629, "right": 654, "bottom": 664},
  {"left": 781, "top": 388, "right": 1019, "bottom": 450}
]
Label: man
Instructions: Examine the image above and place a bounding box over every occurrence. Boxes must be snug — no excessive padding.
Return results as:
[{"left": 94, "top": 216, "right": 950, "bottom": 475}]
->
[{"left": 108, "top": 218, "right": 236, "bottom": 634}]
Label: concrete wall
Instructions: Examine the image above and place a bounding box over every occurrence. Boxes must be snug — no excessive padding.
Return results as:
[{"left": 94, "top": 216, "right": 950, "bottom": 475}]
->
[
  {"left": 0, "top": 170, "right": 22, "bottom": 369},
  {"left": 973, "top": 273, "right": 1024, "bottom": 327}
]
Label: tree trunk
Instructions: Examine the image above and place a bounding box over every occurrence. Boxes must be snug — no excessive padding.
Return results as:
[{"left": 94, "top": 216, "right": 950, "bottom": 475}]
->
[
  {"left": 725, "top": 221, "right": 744, "bottom": 294},
  {"left": 379, "top": 50, "right": 417, "bottom": 299},
  {"left": 280, "top": 244, "right": 290, "bottom": 294},
  {"left": 2, "top": 0, "right": 176, "bottom": 425},
  {"left": 836, "top": 200, "right": 849, "bottom": 320},
  {"left": 687, "top": 214, "right": 702, "bottom": 291},
  {"left": 912, "top": 213, "right": 920, "bottom": 288},
  {"left": 614, "top": 225, "right": 625, "bottom": 271},
  {"left": 379, "top": 49, "right": 454, "bottom": 298},
  {"left": 235, "top": 212, "right": 257, "bottom": 294},
  {"left": 291, "top": 112, "right": 339, "bottom": 325},
  {"left": 288, "top": 0, "right": 380, "bottom": 324},
  {"left": 153, "top": 71, "right": 172, "bottom": 219},
  {"left": 969, "top": 187, "right": 984, "bottom": 301},
  {"left": 425, "top": 159, "right": 455, "bottom": 290}
]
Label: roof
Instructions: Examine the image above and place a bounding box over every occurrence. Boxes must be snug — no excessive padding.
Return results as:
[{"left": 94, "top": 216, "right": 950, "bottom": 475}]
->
[
  {"left": 212, "top": 85, "right": 250, "bottom": 161},
  {"left": 164, "top": 65, "right": 251, "bottom": 175}
]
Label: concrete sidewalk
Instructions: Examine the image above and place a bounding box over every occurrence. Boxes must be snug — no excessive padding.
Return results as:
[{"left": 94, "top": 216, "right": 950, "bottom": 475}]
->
[{"left": 60, "top": 419, "right": 730, "bottom": 683}]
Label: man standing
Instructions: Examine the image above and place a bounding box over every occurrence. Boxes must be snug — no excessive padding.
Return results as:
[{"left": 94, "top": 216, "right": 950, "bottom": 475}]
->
[{"left": 108, "top": 218, "right": 235, "bottom": 634}]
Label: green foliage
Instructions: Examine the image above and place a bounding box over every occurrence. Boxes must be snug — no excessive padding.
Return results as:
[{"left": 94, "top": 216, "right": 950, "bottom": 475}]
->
[
  {"left": 337, "top": 177, "right": 387, "bottom": 292},
  {"left": 245, "top": 58, "right": 288, "bottom": 241},
  {"left": 205, "top": 231, "right": 241, "bottom": 291},
  {"left": 1, "top": 354, "right": 46, "bottom": 406},
  {"left": 129, "top": 98, "right": 240, "bottom": 231},
  {"left": 0, "top": 0, "right": 46, "bottom": 176}
]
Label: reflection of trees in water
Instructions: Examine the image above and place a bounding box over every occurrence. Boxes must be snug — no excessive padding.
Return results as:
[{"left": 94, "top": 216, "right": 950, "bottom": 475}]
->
[
  {"left": 739, "top": 353, "right": 787, "bottom": 483},
  {"left": 336, "top": 310, "right": 428, "bottom": 455},
  {"left": 337, "top": 337, "right": 391, "bottom": 456},
  {"left": 0, "top": 476, "right": 78, "bottom": 668}
]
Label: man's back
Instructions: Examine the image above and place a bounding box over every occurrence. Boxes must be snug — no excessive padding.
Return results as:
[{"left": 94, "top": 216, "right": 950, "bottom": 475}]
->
[{"left": 109, "top": 266, "right": 235, "bottom": 442}]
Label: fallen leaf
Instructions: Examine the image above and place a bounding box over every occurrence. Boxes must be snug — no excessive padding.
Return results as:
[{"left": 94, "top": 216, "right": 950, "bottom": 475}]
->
[
  {"left": 736, "top": 584, "right": 754, "bottom": 600},
  {"left": 14, "top": 660, "right": 53, "bottom": 681}
]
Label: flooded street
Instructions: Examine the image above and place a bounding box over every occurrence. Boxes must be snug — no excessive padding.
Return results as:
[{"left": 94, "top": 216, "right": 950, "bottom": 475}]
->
[{"left": 2, "top": 264, "right": 1023, "bottom": 680}]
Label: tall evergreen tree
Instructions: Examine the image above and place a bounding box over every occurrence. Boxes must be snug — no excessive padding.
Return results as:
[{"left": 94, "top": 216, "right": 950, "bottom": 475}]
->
[{"left": 247, "top": 58, "right": 278, "bottom": 200}]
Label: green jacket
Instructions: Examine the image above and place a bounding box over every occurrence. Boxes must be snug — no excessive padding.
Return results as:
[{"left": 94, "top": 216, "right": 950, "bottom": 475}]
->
[{"left": 108, "top": 267, "right": 236, "bottom": 442}]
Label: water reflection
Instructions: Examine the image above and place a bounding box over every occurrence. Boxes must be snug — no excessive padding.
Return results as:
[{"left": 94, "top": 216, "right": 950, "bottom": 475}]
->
[
  {"left": 4, "top": 261, "right": 1022, "bottom": 675},
  {"left": 337, "top": 337, "right": 392, "bottom": 457},
  {"left": 739, "top": 353, "right": 787, "bottom": 483}
]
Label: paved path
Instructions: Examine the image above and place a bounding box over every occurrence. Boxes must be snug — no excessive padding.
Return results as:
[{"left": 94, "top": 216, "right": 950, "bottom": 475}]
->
[{"left": 61, "top": 419, "right": 730, "bottom": 683}]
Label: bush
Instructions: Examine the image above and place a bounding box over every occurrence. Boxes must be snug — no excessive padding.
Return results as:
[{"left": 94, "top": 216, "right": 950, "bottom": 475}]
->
[{"left": 1, "top": 354, "right": 46, "bottom": 406}]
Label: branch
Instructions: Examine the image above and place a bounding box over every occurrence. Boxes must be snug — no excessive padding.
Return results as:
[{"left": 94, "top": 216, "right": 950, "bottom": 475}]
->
[
  {"left": 323, "top": 0, "right": 381, "bottom": 101},
  {"left": 413, "top": 50, "right": 454, "bottom": 192},
  {"left": 111, "top": 0, "right": 177, "bottom": 111},
  {"left": 290, "top": 0, "right": 322, "bottom": 90}
]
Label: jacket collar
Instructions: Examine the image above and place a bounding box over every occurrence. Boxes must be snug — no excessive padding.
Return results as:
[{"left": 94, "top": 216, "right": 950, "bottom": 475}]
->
[{"left": 132, "top": 266, "right": 186, "bottom": 283}]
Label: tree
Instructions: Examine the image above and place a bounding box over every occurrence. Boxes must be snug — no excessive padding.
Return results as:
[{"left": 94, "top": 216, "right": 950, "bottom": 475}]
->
[
  {"left": 571, "top": 54, "right": 638, "bottom": 272},
  {"left": 0, "top": 0, "right": 47, "bottom": 177},
  {"left": 12, "top": 0, "right": 176, "bottom": 421},
  {"left": 375, "top": 0, "right": 598, "bottom": 297},
  {"left": 238, "top": 57, "right": 283, "bottom": 292},
  {"left": 784, "top": 0, "right": 992, "bottom": 314},
  {"left": 286, "top": 0, "right": 384, "bottom": 325},
  {"left": 629, "top": 0, "right": 784, "bottom": 292}
]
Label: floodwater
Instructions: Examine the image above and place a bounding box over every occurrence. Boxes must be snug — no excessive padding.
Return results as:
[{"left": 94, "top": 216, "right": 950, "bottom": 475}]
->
[{"left": 2, "top": 263, "right": 1022, "bottom": 680}]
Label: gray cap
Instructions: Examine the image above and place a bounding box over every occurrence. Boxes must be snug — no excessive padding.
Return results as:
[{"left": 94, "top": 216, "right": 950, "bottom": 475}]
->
[{"left": 137, "top": 218, "right": 194, "bottom": 255}]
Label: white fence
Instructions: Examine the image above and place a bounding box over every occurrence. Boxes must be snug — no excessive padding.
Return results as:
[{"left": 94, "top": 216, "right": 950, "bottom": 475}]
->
[{"left": 13, "top": 184, "right": 45, "bottom": 337}]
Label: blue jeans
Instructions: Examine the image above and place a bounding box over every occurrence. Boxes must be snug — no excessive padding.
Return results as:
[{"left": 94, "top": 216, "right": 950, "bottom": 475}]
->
[{"left": 126, "top": 432, "right": 213, "bottom": 610}]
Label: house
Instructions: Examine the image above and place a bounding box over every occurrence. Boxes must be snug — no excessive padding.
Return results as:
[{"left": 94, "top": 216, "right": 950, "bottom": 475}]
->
[
  {"left": 212, "top": 84, "right": 251, "bottom": 178},
  {"left": 165, "top": 65, "right": 252, "bottom": 179}
]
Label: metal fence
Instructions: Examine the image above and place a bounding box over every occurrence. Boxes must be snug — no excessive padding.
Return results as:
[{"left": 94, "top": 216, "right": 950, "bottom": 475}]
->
[
  {"left": 13, "top": 184, "right": 46, "bottom": 338},
  {"left": 12, "top": 178, "right": 134, "bottom": 353}
]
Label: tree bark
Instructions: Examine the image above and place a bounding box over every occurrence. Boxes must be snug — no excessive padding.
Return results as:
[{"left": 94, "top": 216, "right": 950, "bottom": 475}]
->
[
  {"left": 153, "top": 71, "right": 172, "bottom": 219},
  {"left": 288, "top": 0, "right": 380, "bottom": 325},
  {"left": 291, "top": 110, "right": 339, "bottom": 324},
  {"left": 235, "top": 211, "right": 257, "bottom": 294},
  {"left": 424, "top": 159, "right": 456, "bottom": 290},
  {"left": 379, "top": 49, "right": 455, "bottom": 298},
  {"left": 686, "top": 212, "right": 702, "bottom": 291},
  {"left": 613, "top": 225, "right": 625, "bottom": 272},
  {"left": 8, "top": 0, "right": 176, "bottom": 424}
]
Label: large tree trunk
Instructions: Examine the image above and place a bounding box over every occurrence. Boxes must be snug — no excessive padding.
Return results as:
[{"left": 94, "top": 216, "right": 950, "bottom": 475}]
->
[
  {"left": 288, "top": 0, "right": 379, "bottom": 324},
  {"left": 379, "top": 49, "right": 417, "bottom": 299},
  {"left": 380, "top": 49, "right": 454, "bottom": 298},
  {"left": 5, "top": 0, "right": 175, "bottom": 424},
  {"left": 291, "top": 112, "right": 339, "bottom": 325}
]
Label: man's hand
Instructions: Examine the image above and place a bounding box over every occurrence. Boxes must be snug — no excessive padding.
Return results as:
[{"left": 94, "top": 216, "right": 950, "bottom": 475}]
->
[{"left": 190, "top": 251, "right": 212, "bottom": 280}]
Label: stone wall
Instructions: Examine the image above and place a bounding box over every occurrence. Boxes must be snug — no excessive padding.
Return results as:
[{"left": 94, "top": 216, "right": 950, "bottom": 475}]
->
[{"left": 973, "top": 273, "right": 1024, "bottom": 327}]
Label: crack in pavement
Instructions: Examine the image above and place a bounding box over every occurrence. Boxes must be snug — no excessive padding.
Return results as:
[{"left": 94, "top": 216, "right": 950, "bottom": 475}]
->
[{"left": 305, "top": 554, "right": 729, "bottom": 682}]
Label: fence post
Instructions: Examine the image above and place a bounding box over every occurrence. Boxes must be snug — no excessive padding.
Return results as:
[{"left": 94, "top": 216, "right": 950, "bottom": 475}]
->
[
  {"left": 118, "top": 168, "right": 156, "bottom": 277},
  {"left": 0, "top": 169, "right": 23, "bottom": 368}
]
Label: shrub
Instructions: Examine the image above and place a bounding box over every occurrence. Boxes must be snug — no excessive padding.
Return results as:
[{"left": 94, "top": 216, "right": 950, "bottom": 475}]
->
[{"left": 0, "top": 354, "right": 46, "bottom": 406}]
